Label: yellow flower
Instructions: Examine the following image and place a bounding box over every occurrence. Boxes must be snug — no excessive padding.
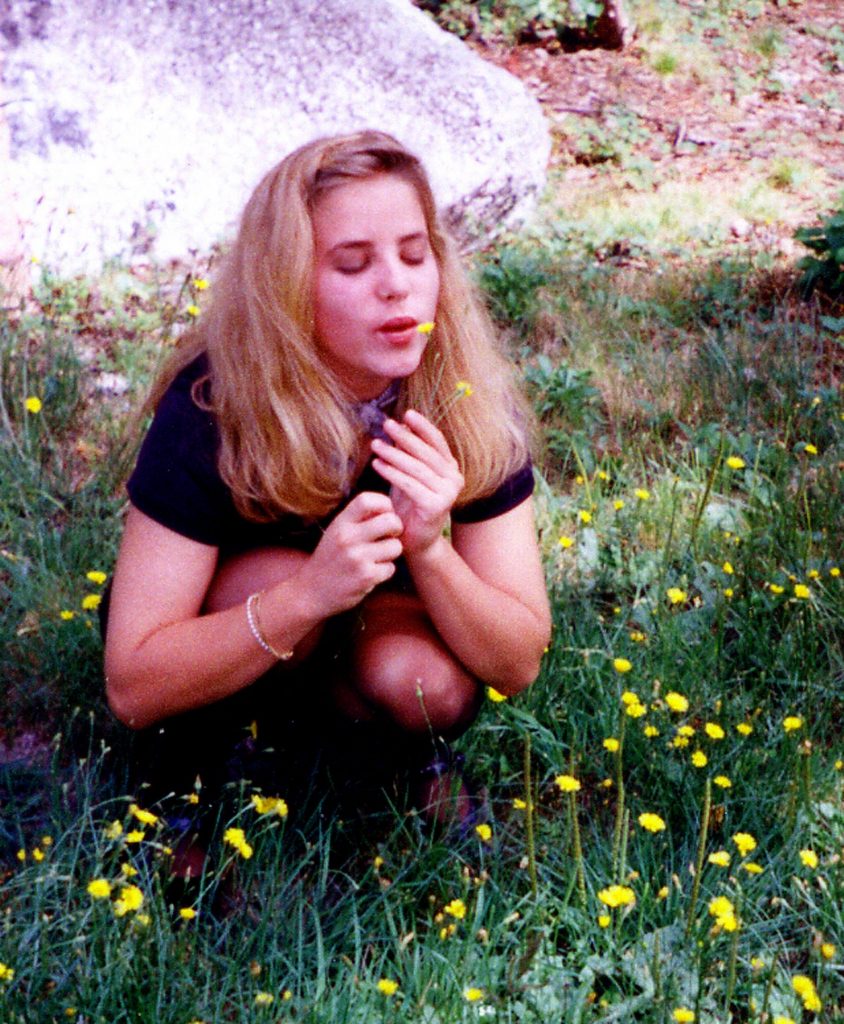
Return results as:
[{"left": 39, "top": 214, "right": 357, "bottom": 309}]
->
[
  {"left": 59, "top": 609, "right": 75, "bottom": 620},
  {"left": 193, "top": 277, "right": 209, "bottom": 290},
  {"left": 769, "top": 583, "right": 785, "bottom": 594},
  {"left": 799, "top": 848, "right": 818, "bottom": 869},
  {"left": 732, "top": 832, "right": 757, "bottom": 857},
  {"left": 250, "top": 794, "right": 289, "bottom": 817},
  {"left": 24, "top": 396, "right": 42, "bottom": 413},
  {"left": 613, "top": 499, "right": 625, "bottom": 510},
  {"left": 0, "top": 963, "right": 14, "bottom": 983},
  {"left": 722, "top": 561, "right": 734, "bottom": 575},
  {"left": 555, "top": 774, "right": 581, "bottom": 793},
  {"left": 113, "top": 884, "right": 144, "bottom": 916},
  {"left": 416, "top": 321, "right": 435, "bottom": 334},
  {"left": 603, "top": 737, "right": 620, "bottom": 752},
  {"left": 821, "top": 943, "right": 835, "bottom": 960},
  {"left": 773, "top": 1017, "right": 795, "bottom": 1024},
  {"left": 444, "top": 898, "right": 466, "bottom": 919},
  {"left": 665, "top": 692, "right": 689, "bottom": 713},
  {"left": 254, "top": 992, "right": 274, "bottom": 1006},
  {"left": 179, "top": 907, "right": 197, "bottom": 920},
  {"left": 621, "top": 690, "right": 638, "bottom": 705},
  {"left": 625, "top": 701, "right": 647, "bottom": 718},
  {"left": 793, "top": 584, "right": 811, "bottom": 599},
  {"left": 830, "top": 567, "right": 840, "bottom": 578},
  {"left": 597, "top": 470, "right": 609, "bottom": 481},
  {"left": 223, "top": 827, "right": 253, "bottom": 859},
  {"left": 81, "top": 594, "right": 102, "bottom": 610},
  {"left": 783, "top": 715, "right": 803, "bottom": 733},
  {"left": 708, "top": 851, "right": 731, "bottom": 867},
  {"left": 644, "top": 724, "right": 659, "bottom": 738},
  {"left": 792, "top": 974, "right": 822, "bottom": 1012},
  {"left": 713, "top": 775, "right": 732, "bottom": 789},
  {"left": 597, "top": 913, "right": 611, "bottom": 928},
  {"left": 512, "top": 798, "right": 527, "bottom": 810},
  {"left": 673, "top": 1010, "right": 695, "bottom": 1023},
  {"left": 486, "top": 686, "right": 508, "bottom": 703},
  {"left": 87, "top": 878, "right": 112, "bottom": 899},
  {"left": 455, "top": 380, "right": 473, "bottom": 397},
  {"left": 463, "top": 987, "right": 484, "bottom": 1003},
  {"left": 578, "top": 510, "right": 592, "bottom": 524},
  {"left": 120, "top": 863, "right": 137, "bottom": 878},
  {"left": 678, "top": 725, "right": 695, "bottom": 737},
  {"left": 629, "top": 630, "right": 646, "bottom": 643},
  {"left": 598, "top": 885, "right": 635, "bottom": 908},
  {"left": 803, "top": 443, "right": 818, "bottom": 456},
  {"left": 657, "top": 885, "right": 669, "bottom": 899},
  {"left": 635, "top": 488, "right": 651, "bottom": 501},
  {"left": 104, "top": 820, "right": 123, "bottom": 840},
  {"left": 130, "top": 804, "right": 158, "bottom": 826},
  {"left": 704, "top": 722, "right": 725, "bottom": 740},
  {"left": 726, "top": 456, "right": 745, "bottom": 470},
  {"left": 691, "top": 751, "right": 708, "bottom": 768},
  {"left": 736, "top": 722, "right": 753, "bottom": 736},
  {"left": 125, "top": 830, "right": 145, "bottom": 844},
  {"left": 186, "top": 304, "right": 200, "bottom": 317},
  {"left": 613, "top": 657, "right": 632, "bottom": 674},
  {"left": 743, "top": 861, "right": 764, "bottom": 874},
  {"left": 708, "top": 895, "right": 739, "bottom": 931},
  {"left": 86, "top": 570, "right": 107, "bottom": 585},
  {"left": 723, "top": 588, "right": 734, "bottom": 598},
  {"left": 558, "top": 535, "right": 574, "bottom": 549},
  {"left": 666, "top": 587, "right": 687, "bottom": 605},
  {"left": 439, "top": 923, "right": 456, "bottom": 940},
  {"left": 377, "top": 978, "right": 399, "bottom": 996},
  {"left": 638, "top": 812, "right": 666, "bottom": 833},
  {"left": 474, "top": 823, "right": 492, "bottom": 843},
  {"left": 673, "top": 736, "right": 690, "bottom": 749},
  {"left": 807, "top": 569, "right": 819, "bottom": 579}
]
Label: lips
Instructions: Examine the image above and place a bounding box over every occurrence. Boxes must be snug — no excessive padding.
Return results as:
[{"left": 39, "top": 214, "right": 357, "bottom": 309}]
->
[{"left": 377, "top": 317, "right": 418, "bottom": 333}]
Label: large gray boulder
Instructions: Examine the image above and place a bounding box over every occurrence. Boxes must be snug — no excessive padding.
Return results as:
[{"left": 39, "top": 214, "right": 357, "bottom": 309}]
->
[{"left": 0, "top": 0, "right": 550, "bottom": 276}]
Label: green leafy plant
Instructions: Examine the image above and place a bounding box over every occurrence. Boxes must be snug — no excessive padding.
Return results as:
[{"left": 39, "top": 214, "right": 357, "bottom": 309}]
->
[{"left": 795, "top": 204, "right": 844, "bottom": 299}]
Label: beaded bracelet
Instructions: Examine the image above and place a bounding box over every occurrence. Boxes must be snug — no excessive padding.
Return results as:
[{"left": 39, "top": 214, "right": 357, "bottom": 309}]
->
[{"left": 246, "top": 591, "right": 294, "bottom": 661}]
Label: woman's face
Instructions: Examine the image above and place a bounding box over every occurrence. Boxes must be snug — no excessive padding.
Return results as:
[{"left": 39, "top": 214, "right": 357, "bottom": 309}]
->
[{"left": 311, "top": 174, "right": 441, "bottom": 400}]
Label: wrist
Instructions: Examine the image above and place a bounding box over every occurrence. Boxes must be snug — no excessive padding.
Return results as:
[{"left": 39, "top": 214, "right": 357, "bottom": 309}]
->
[{"left": 405, "top": 533, "right": 451, "bottom": 573}]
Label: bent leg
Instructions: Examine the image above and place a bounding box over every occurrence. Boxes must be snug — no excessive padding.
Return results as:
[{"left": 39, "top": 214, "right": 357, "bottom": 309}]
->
[{"left": 347, "top": 591, "right": 481, "bottom": 736}]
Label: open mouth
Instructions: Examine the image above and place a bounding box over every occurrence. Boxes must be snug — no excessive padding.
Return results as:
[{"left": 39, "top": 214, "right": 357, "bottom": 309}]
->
[{"left": 377, "top": 317, "right": 418, "bottom": 334}]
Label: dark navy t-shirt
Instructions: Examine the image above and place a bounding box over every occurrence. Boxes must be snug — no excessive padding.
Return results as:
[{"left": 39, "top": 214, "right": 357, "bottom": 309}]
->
[{"left": 127, "top": 355, "right": 534, "bottom": 556}]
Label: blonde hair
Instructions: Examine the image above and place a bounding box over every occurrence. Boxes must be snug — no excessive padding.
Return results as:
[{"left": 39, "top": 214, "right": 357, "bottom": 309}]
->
[{"left": 149, "top": 130, "right": 532, "bottom": 521}]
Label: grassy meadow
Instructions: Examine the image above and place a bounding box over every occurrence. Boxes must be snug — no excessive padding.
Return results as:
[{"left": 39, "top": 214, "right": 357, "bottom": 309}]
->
[{"left": 2, "top": 5, "right": 844, "bottom": 1021}]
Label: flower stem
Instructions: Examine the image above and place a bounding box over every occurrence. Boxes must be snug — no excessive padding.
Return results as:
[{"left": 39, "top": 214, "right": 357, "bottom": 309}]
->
[
  {"left": 685, "top": 777, "right": 712, "bottom": 941},
  {"left": 724, "top": 918, "right": 739, "bottom": 1016},
  {"left": 611, "top": 712, "right": 627, "bottom": 882},
  {"left": 523, "top": 733, "right": 538, "bottom": 900},
  {"left": 569, "top": 788, "right": 587, "bottom": 910}
]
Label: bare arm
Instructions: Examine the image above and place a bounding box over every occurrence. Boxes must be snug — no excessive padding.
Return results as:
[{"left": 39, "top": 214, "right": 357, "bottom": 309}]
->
[
  {"left": 371, "top": 411, "right": 551, "bottom": 694},
  {"left": 105, "top": 494, "right": 404, "bottom": 729}
]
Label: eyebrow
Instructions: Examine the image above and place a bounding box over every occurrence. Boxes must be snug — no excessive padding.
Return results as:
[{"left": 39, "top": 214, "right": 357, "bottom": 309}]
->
[{"left": 326, "top": 231, "right": 428, "bottom": 255}]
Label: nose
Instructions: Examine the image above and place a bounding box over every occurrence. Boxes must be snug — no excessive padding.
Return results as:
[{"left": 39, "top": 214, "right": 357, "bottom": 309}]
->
[{"left": 375, "top": 254, "right": 410, "bottom": 301}]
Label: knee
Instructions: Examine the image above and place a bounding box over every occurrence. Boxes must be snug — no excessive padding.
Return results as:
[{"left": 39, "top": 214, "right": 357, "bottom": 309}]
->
[{"left": 354, "top": 637, "right": 479, "bottom": 735}]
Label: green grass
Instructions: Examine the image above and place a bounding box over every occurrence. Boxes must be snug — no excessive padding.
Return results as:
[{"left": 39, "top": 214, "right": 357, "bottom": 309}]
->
[{"left": 2, "top": 185, "right": 844, "bottom": 1023}]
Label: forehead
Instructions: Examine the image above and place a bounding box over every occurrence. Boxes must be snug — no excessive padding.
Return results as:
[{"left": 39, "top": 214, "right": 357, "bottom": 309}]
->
[{"left": 311, "top": 175, "right": 427, "bottom": 249}]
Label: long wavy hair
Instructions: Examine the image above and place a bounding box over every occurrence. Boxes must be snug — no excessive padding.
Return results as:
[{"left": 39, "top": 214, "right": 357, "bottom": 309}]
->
[{"left": 147, "top": 130, "right": 533, "bottom": 521}]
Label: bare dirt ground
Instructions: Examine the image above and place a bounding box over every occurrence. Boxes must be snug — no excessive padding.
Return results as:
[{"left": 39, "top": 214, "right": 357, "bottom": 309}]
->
[{"left": 474, "top": 0, "right": 844, "bottom": 239}]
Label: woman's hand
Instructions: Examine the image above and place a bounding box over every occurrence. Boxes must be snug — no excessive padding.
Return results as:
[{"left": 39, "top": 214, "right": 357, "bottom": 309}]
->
[
  {"left": 370, "top": 410, "right": 464, "bottom": 555},
  {"left": 297, "top": 491, "right": 404, "bottom": 617}
]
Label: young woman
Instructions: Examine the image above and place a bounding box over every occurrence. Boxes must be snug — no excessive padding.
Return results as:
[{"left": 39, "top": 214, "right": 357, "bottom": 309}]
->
[{"left": 104, "top": 130, "right": 551, "bottom": 832}]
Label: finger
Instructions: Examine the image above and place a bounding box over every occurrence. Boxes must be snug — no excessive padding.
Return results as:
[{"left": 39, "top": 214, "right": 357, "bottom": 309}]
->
[
  {"left": 356, "top": 510, "right": 404, "bottom": 541},
  {"left": 344, "top": 490, "right": 396, "bottom": 521},
  {"left": 368, "top": 537, "right": 404, "bottom": 564},
  {"left": 371, "top": 437, "right": 446, "bottom": 491},
  {"left": 371, "top": 458, "right": 450, "bottom": 509},
  {"left": 391, "top": 410, "right": 453, "bottom": 456}
]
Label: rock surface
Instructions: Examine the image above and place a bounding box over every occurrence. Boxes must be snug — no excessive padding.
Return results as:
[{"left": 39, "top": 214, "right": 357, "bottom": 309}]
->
[{"left": 0, "top": 0, "right": 550, "bottom": 277}]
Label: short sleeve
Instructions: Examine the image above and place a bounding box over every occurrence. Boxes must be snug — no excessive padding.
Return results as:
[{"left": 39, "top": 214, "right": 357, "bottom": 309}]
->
[
  {"left": 452, "top": 460, "right": 534, "bottom": 524},
  {"left": 127, "top": 358, "right": 236, "bottom": 546}
]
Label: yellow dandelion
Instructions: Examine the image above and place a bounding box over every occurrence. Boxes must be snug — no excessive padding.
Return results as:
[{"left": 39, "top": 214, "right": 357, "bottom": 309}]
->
[
  {"left": 799, "top": 849, "right": 819, "bottom": 869},
  {"left": 59, "top": 609, "right": 75, "bottom": 620},
  {"left": 578, "top": 509, "right": 592, "bottom": 524},
  {"left": 512, "top": 798, "right": 527, "bottom": 810},
  {"left": 193, "top": 277, "right": 209, "bottom": 290},
  {"left": 250, "top": 794, "right": 289, "bottom": 817},
  {"left": 129, "top": 804, "right": 158, "bottom": 826},
  {"left": 830, "top": 567, "right": 840, "bottom": 578},
  {"left": 713, "top": 775, "right": 732, "bottom": 789},
  {"left": 486, "top": 686, "right": 508, "bottom": 703},
  {"left": 708, "top": 851, "right": 731, "bottom": 867},
  {"left": 416, "top": 321, "right": 435, "bottom": 334},
  {"left": 598, "top": 884, "right": 635, "bottom": 908},
  {"left": 666, "top": 587, "right": 687, "bottom": 605},
  {"left": 803, "top": 443, "right": 818, "bottom": 456},
  {"left": 475, "top": 823, "right": 492, "bottom": 843},
  {"left": 732, "top": 832, "right": 757, "bottom": 856},
  {"left": 463, "top": 987, "right": 484, "bottom": 1003},
  {"left": 598, "top": 913, "right": 611, "bottom": 928},
  {"left": 704, "top": 722, "right": 725, "bottom": 740},
  {"left": 254, "top": 992, "right": 274, "bottom": 1007},
  {"left": 24, "top": 396, "right": 42, "bottom": 413},
  {"left": 113, "top": 884, "right": 144, "bottom": 917},
  {"left": 186, "top": 304, "right": 200, "bottom": 317},
  {"left": 665, "top": 691, "right": 689, "bottom": 713},
  {"left": 377, "top": 978, "right": 399, "bottom": 996},
  {"left": 783, "top": 715, "right": 803, "bottom": 733},
  {"left": 657, "top": 886, "right": 669, "bottom": 899},
  {"left": 722, "top": 561, "right": 734, "bottom": 575},
  {"left": 678, "top": 725, "right": 695, "bottom": 737},
  {"left": 613, "top": 657, "right": 632, "bottom": 674},
  {"left": 726, "top": 456, "right": 745, "bottom": 470},
  {"left": 0, "top": 963, "right": 15, "bottom": 983},
  {"left": 793, "top": 584, "right": 811, "bottom": 600},
  {"left": 555, "top": 774, "right": 581, "bottom": 793},
  {"left": 125, "top": 830, "right": 145, "bottom": 844},
  {"left": 638, "top": 812, "right": 666, "bottom": 833},
  {"left": 629, "top": 630, "right": 646, "bottom": 642},
  {"left": 86, "top": 570, "right": 107, "bottom": 585},
  {"left": 626, "top": 701, "right": 647, "bottom": 718},
  {"left": 708, "top": 895, "right": 738, "bottom": 931},
  {"left": 792, "top": 974, "right": 822, "bottom": 1012},
  {"left": 691, "top": 750, "right": 708, "bottom": 768},
  {"left": 444, "top": 898, "right": 466, "bottom": 919},
  {"left": 558, "top": 535, "right": 574, "bottom": 549},
  {"left": 635, "top": 488, "right": 651, "bottom": 501},
  {"left": 736, "top": 722, "right": 753, "bottom": 736},
  {"left": 87, "top": 878, "right": 112, "bottom": 899},
  {"left": 644, "top": 724, "right": 659, "bottom": 737},
  {"left": 455, "top": 380, "right": 473, "bottom": 396},
  {"left": 603, "top": 737, "right": 620, "bottom": 752},
  {"left": 179, "top": 907, "right": 197, "bottom": 920},
  {"left": 120, "top": 863, "right": 137, "bottom": 878},
  {"left": 743, "top": 861, "right": 764, "bottom": 874},
  {"left": 821, "top": 943, "right": 835, "bottom": 960},
  {"left": 673, "top": 1010, "right": 695, "bottom": 1023},
  {"left": 613, "top": 499, "right": 625, "bottom": 510},
  {"left": 81, "top": 594, "right": 102, "bottom": 611}
]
